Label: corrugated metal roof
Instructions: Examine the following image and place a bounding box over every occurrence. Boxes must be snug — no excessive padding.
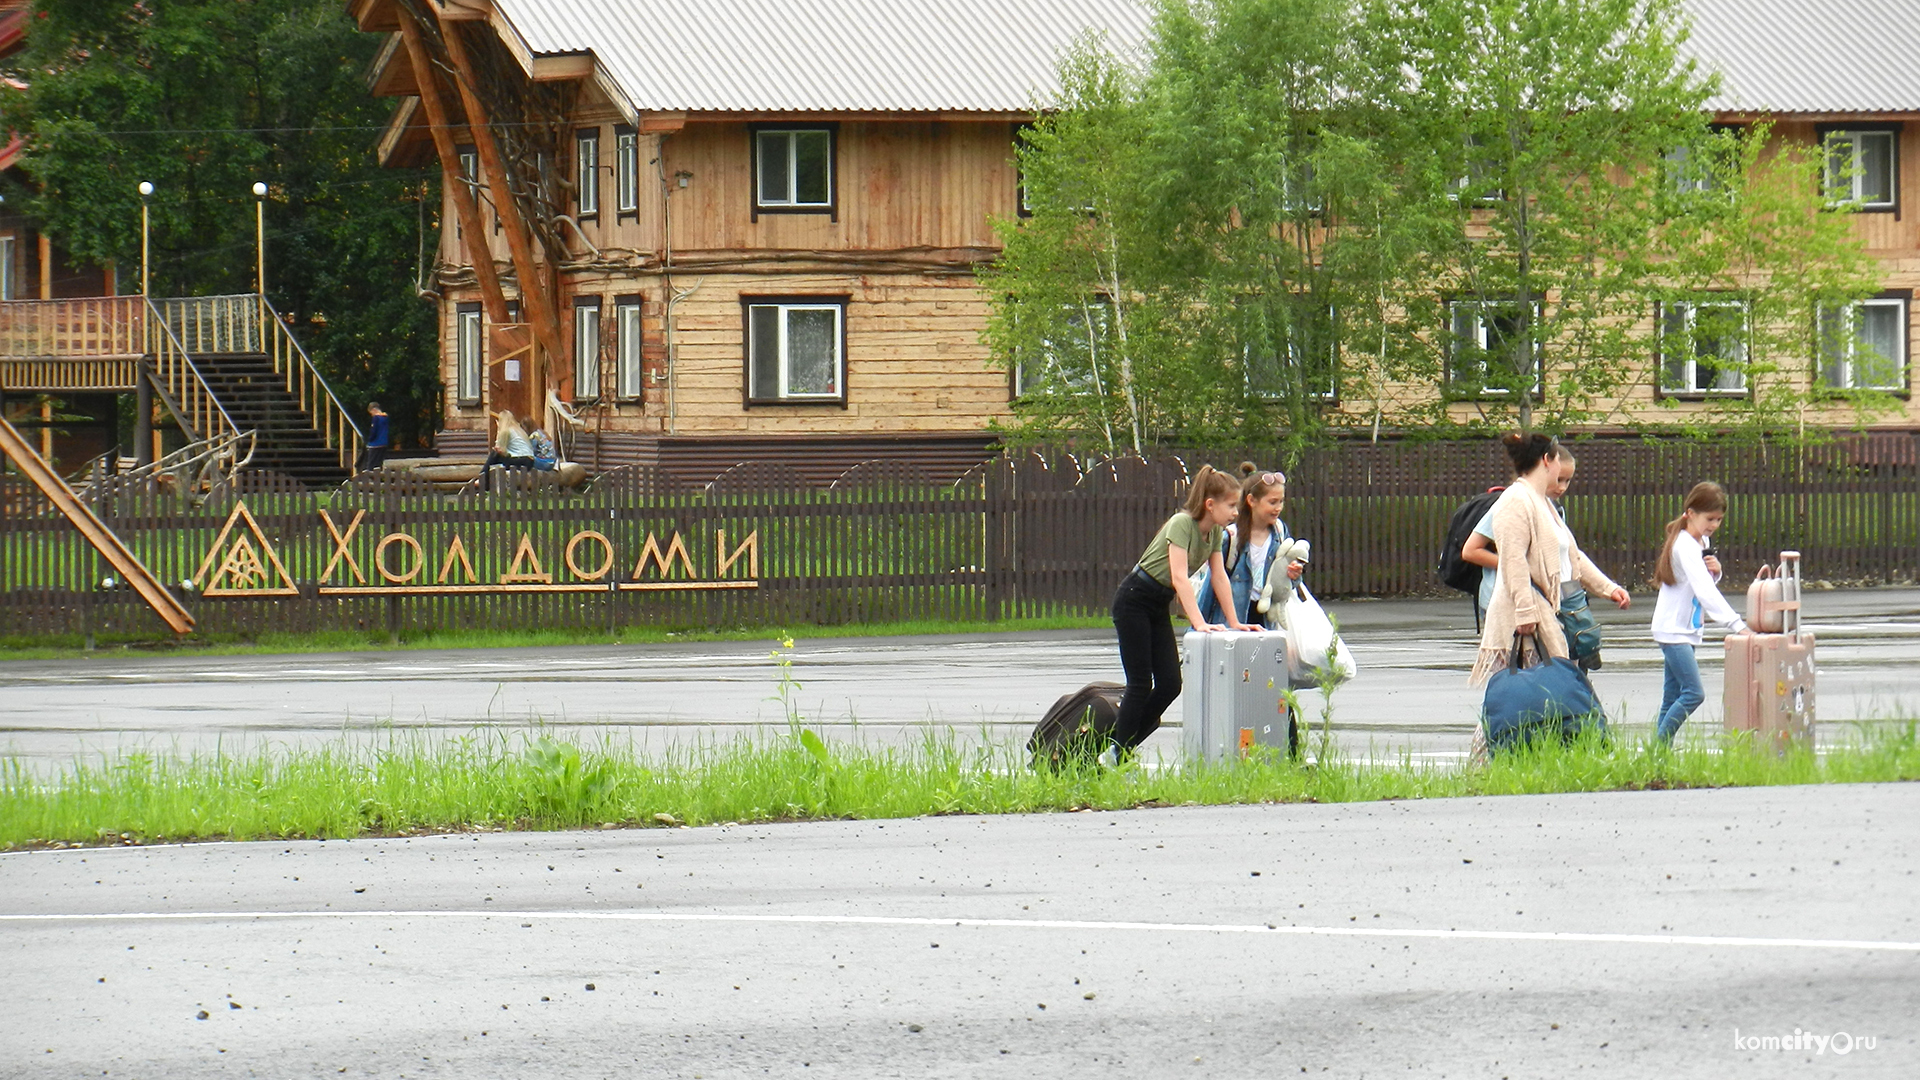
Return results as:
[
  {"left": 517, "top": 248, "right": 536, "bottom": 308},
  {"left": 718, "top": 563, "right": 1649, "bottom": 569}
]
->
[
  {"left": 1682, "top": 0, "right": 1920, "bottom": 113},
  {"left": 490, "top": 0, "right": 1919, "bottom": 117},
  {"left": 498, "top": 0, "right": 1153, "bottom": 114}
]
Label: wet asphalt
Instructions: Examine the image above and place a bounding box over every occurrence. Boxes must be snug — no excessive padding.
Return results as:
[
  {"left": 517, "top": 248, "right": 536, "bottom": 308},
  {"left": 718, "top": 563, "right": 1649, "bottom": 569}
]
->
[{"left": 2, "top": 588, "right": 1917, "bottom": 770}]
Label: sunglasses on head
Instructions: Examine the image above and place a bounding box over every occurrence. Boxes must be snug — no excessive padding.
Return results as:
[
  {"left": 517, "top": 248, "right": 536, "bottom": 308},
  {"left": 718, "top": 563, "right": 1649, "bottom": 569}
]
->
[{"left": 1261, "top": 471, "right": 1285, "bottom": 485}]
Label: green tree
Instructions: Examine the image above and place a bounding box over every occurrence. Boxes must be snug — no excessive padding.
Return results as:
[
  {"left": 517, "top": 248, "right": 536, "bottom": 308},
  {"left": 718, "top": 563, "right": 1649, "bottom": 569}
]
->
[
  {"left": 1365, "top": 0, "right": 1879, "bottom": 438},
  {"left": 983, "top": 42, "right": 1160, "bottom": 455},
  {"left": 1, "top": 0, "right": 441, "bottom": 448}
]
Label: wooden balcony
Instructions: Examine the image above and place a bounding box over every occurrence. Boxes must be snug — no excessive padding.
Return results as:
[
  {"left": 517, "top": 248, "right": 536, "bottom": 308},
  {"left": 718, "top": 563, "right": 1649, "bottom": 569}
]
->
[{"left": 0, "top": 297, "right": 146, "bottom": 392}]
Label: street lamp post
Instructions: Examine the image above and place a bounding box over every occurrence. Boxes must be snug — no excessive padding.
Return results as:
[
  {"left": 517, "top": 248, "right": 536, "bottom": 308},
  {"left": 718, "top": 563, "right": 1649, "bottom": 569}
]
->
[
  {"left": 138, "top": 181, "right": 153, "bottom": 297},
  {"left": 136, "top": 180, "right": 155, "bottom": 467},
  {"left": 252, "top": 181, "right": 267, "bottom": 298}
]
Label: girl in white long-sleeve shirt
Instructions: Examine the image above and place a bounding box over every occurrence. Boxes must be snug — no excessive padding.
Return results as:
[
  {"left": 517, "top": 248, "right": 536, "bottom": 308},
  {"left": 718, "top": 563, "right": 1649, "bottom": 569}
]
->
[{"left": 1650, "top": 482, "right": 1750, "bottom": 741}]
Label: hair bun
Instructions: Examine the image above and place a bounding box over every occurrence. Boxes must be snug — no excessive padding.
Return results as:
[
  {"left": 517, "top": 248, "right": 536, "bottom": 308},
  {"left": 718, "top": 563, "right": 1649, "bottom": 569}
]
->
[
  {"left": 1501, "top": 432, "right": 1524, "bottom": 448},
  {"left": 1238, "top": 461, "right": 1257, "bottom": 476}
]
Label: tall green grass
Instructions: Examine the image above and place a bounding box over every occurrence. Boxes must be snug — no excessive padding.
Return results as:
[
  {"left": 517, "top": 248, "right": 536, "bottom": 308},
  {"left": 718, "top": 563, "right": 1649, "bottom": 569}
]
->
[{"left": 5, "top": 724, "right": 1917, "bottom": 850}]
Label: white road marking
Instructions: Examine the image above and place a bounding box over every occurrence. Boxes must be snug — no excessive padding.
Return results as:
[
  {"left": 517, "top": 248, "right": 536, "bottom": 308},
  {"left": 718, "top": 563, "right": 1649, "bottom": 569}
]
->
[{"left": 2, "top": 909, "right": 1916, "bottom": 953}]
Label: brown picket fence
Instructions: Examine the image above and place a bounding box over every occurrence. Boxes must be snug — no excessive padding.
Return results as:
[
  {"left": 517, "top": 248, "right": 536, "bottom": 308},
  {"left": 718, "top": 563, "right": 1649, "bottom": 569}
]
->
[{"left": 3, "top": 436, "right": 1916, "bottom": 638}]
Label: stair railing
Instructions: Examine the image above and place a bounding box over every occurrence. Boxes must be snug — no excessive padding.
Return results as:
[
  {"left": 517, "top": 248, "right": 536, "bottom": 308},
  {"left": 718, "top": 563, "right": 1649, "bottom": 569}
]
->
[
  {"left": 258, "top": 295, "right": 362, "bottom": 473},
  {"left": 156, "top": 294, "right": 362, "bottom": 473},
  {"left": 142, "top": 298, "right": 239, "bottom": 444},
  {"left": 155, "top": 294, "right": 264, "bottom": 355}
]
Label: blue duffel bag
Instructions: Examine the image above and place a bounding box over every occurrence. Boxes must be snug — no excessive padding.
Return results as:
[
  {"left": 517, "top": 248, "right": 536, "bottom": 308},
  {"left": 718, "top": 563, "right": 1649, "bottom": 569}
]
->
[{"left": 1482, "top": 633, "right": 1604, "bottom": 751}]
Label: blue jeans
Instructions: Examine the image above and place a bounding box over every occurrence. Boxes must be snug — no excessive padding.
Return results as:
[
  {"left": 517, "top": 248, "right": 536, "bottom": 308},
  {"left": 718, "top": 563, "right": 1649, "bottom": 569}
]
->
[{"left": 1656, "top": 642, "right": 1704, "bottom": 741}]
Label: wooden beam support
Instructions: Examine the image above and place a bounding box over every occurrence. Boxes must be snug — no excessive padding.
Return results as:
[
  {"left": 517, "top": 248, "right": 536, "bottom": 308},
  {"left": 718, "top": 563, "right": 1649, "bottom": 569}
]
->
[
  {"left": 434, "top": 11, "right": 566, "bottom": 405},
  {"left": 530, "top": 53, "right": 594, "bottom": 82},
  {"left": 0, "top": 413, "right": 194, "bottom": 635},
  {"left": 394, "top": 7, "right": 510, "bottom": 327}
]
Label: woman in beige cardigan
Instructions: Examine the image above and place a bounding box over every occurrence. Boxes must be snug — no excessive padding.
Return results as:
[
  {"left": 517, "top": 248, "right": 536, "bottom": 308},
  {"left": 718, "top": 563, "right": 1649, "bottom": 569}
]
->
[{"left": 1469, "top": 433, "right": 1630, "bottom": 686}]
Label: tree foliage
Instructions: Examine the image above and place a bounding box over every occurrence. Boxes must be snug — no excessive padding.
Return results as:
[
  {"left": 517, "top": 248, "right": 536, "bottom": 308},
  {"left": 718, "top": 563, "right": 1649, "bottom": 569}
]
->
[
  {"left": 1, "top": 0, "right": 442, "bottom": 447},
  {"left": 988, "top": 0, "right": 1886, "bottom": 454}
]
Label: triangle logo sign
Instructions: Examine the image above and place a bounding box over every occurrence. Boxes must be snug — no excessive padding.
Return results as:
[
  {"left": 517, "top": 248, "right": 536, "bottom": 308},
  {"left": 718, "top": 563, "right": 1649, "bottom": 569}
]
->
[{"left": 194, "top": 500, "right": 299, "bottom": 597}]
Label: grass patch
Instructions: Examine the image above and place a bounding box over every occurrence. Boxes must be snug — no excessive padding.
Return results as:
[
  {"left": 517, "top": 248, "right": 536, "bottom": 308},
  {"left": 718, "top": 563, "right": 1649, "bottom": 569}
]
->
[
  {"left": 0, "top": 614, "right": 1112, "bottom": 662},
  {"left": 5, "top": 724, "right": 1917, "bottom": 851}
]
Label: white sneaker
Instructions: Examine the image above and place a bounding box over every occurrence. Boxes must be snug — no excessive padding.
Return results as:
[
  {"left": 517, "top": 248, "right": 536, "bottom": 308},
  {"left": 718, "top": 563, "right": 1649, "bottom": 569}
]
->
[{"left": 1096, "top": 745, "right": 1120, "bottom": 770}]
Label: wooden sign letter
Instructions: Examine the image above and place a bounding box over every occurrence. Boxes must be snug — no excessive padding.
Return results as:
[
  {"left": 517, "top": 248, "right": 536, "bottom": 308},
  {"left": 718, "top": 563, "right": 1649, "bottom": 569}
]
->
[
  {"left": 437, "top": 534, "right": 478, "bottom": 585},
  {"left": 319, "top": 509, "right": 368, "bottom": 585},
  {"left": 632, "top": 531, "right": 694, "bottom": 579},
  {"left": 376, "top": 532, "right": 425, "bottom": 584},
  {"left": 501, "top": 533, "right": 553, "bottom": 584},
  {"left": 565, "top": 530, "right": 615, "bottom": 581},
  {"left": 717, "top": 529, "right": 760, "bottom": 579}
]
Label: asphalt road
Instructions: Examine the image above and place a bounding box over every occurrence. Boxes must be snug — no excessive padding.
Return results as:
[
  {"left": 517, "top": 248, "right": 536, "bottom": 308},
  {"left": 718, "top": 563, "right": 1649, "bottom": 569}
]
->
[
  {"left": 2, "top": 782, "right": 1915, "bottom": 1078},
  {"left": 3, "top": 589, "right": 1917, "bottom": 771}
]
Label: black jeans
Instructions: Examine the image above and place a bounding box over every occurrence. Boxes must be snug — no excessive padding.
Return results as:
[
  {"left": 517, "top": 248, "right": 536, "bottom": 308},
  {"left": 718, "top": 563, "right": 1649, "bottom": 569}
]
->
[
  {"left": 1111, "top": 569, "right": 1180, "bottom": 751},
  {"left": 482, "top": 452, "right": 536, "bottom": 490},
  {"left": 356, "top": 446, "right": 388, "bottom": 472}
]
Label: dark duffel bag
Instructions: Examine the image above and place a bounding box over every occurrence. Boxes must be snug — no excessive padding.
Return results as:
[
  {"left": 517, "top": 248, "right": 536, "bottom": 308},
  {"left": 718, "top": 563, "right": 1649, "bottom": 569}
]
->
[
  {"left": 1482, "top": 633, "right": 1604, "bottom": 752},
  {"left": 1028, "top": 682, "right": 1125, "bottom": 770}
]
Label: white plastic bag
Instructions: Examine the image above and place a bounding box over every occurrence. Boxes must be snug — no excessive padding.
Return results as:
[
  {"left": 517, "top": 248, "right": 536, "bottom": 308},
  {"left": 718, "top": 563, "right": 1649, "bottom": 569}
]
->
[{"left": 1280, "top": 581, "right": 1357, "bottom": 685}]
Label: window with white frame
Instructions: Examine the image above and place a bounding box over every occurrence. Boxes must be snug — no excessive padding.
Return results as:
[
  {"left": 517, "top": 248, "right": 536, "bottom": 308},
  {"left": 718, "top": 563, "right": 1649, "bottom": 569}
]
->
[
  {"left": 754, "top": 127, "right": 834, "bottom": 213},
  {"left": 0, "top": 235, "right": 12, "bottom": 300},
  {"left": 1665, "top": 125, "right": 1743, "bottom": 196},
  {"left": 745, "top": 298, "right": 845, "bottom": 403},
  {"left": 1819, "top": 295, "right": 1908, "bottom": 391},
  {"left": 1246, "top": 302, "right": 1336, "bottom": 401},
  {"left": 455, "top": 303, "right": 483, "bottom": 406},
  {"left": 615, "top": 295, "right": 645, "bottom": 400},
  {"left": 575, "top": 129, "right": 600, "bottom": 217},
  {"left": 1013, "top": 299, "right": 1111, "bottom": 399},
  {"left": 1661, "top": 299, "right": 1749, "bottom": 394},
  {"left": 614, "top": 126, "right": 638, "bottom": 213},
  {"left": 1823, "top": 128, "right": 1897, "bottom": 209},
  {"left": 1450, "top": 136, "right": 1504, "bottom": 204},
  {"left": 573, "top": 298, "right": 602, "bottom": 402},
  {"left": 1447, "top": 300, "right": 1540, "bottom": 395},
  {"left": 1281, "top": 158, "right": 1321, "bottom": 216}
]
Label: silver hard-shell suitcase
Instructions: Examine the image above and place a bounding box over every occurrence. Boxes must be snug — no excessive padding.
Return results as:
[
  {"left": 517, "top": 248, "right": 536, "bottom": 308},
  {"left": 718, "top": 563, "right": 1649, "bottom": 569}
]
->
[{"left": 1181, "top": 629, "right": 1295, "bottom": 763}]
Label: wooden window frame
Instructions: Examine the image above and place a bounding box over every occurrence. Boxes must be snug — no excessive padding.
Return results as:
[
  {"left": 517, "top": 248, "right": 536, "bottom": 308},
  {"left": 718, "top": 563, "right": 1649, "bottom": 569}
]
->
[
  {"left": 1818, "top": 123, "right": 1901, "bottom": 214},
  {"left": 1657, "top": 297, "right": 1751, "bottom": 399},
  {"left": 1013, "top": 122, "right": 1033, "bottom": 218},
  {"left": 1011, "top": 297, "right": 1114, "bottom": 401},
  {"left": 614, "top": 125, "right": 639, "bottom": 218},
  {"left": 1246, "top": 302, "right": 1339, "bottom": 404},
  {"left": 1817, "top": 289, "right": 1911, "bottom": 398},
  {"left": 573, "top": 297, "right": 603, "bottom": 404},
  {"left": 454, "top": 302, "right": 483, "bottom": 407},
  {"left": 575, "top": 128, "right": 601, "bottom": 219},
  {"left": 741, "top": 295, "right": 849, "bottom": 408},
  {"left": 614, "top": 293, "right": 645, "bottom": 402},
  {"left": 1444, "top": 298, "right": 1543, "bottom": 400},
  {"left": 749, "top": 123, "right": 838, "bottom": 222}
]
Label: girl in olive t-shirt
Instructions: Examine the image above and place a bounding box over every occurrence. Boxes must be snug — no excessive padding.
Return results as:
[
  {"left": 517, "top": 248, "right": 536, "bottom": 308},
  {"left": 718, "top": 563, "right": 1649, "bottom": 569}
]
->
[{"left": 1108, "top": 465, "right": 1247, "bottom": 756}]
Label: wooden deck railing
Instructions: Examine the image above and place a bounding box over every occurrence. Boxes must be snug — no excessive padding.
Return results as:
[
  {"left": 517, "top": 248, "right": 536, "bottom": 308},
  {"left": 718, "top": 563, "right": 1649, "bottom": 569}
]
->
[{"left": 0, "top": 297, "right": 145, "bottom": 390}]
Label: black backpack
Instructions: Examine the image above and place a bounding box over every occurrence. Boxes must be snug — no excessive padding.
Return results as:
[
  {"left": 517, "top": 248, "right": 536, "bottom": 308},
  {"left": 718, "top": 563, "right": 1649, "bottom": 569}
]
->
[{"left": 1437, "top": 487, "right": 1506, "bottom": 595}]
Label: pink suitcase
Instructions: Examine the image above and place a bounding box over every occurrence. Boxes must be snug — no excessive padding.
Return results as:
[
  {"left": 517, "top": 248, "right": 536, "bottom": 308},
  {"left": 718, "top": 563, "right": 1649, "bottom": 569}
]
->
[{"left": 1723, "top": 551, "right": 1815, "bottom": 752}]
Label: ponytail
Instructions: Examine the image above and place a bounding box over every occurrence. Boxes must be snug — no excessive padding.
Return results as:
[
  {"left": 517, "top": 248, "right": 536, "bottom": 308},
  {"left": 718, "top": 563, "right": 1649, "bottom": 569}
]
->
[
  {"left": 1654, "top": 481, "right": 1728, "bottom": 586},
  {"left": 1183, "top": 464, "right": 1240, "bottom": 519}
]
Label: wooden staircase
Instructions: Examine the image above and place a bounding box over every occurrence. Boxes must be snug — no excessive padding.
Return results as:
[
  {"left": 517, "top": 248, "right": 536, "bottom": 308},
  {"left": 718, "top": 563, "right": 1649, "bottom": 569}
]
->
[
  {"left": 189, "top": 351, "right": 350, "bottom": 487},
  {"left": 0, "top": 294, "right": 362, "bottom": 491}
]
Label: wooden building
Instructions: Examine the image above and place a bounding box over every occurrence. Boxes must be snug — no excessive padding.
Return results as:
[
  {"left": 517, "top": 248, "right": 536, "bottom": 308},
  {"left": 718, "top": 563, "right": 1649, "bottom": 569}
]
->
[{"left": 349, "top": 0, "right": 1919, "bottom": 483}]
